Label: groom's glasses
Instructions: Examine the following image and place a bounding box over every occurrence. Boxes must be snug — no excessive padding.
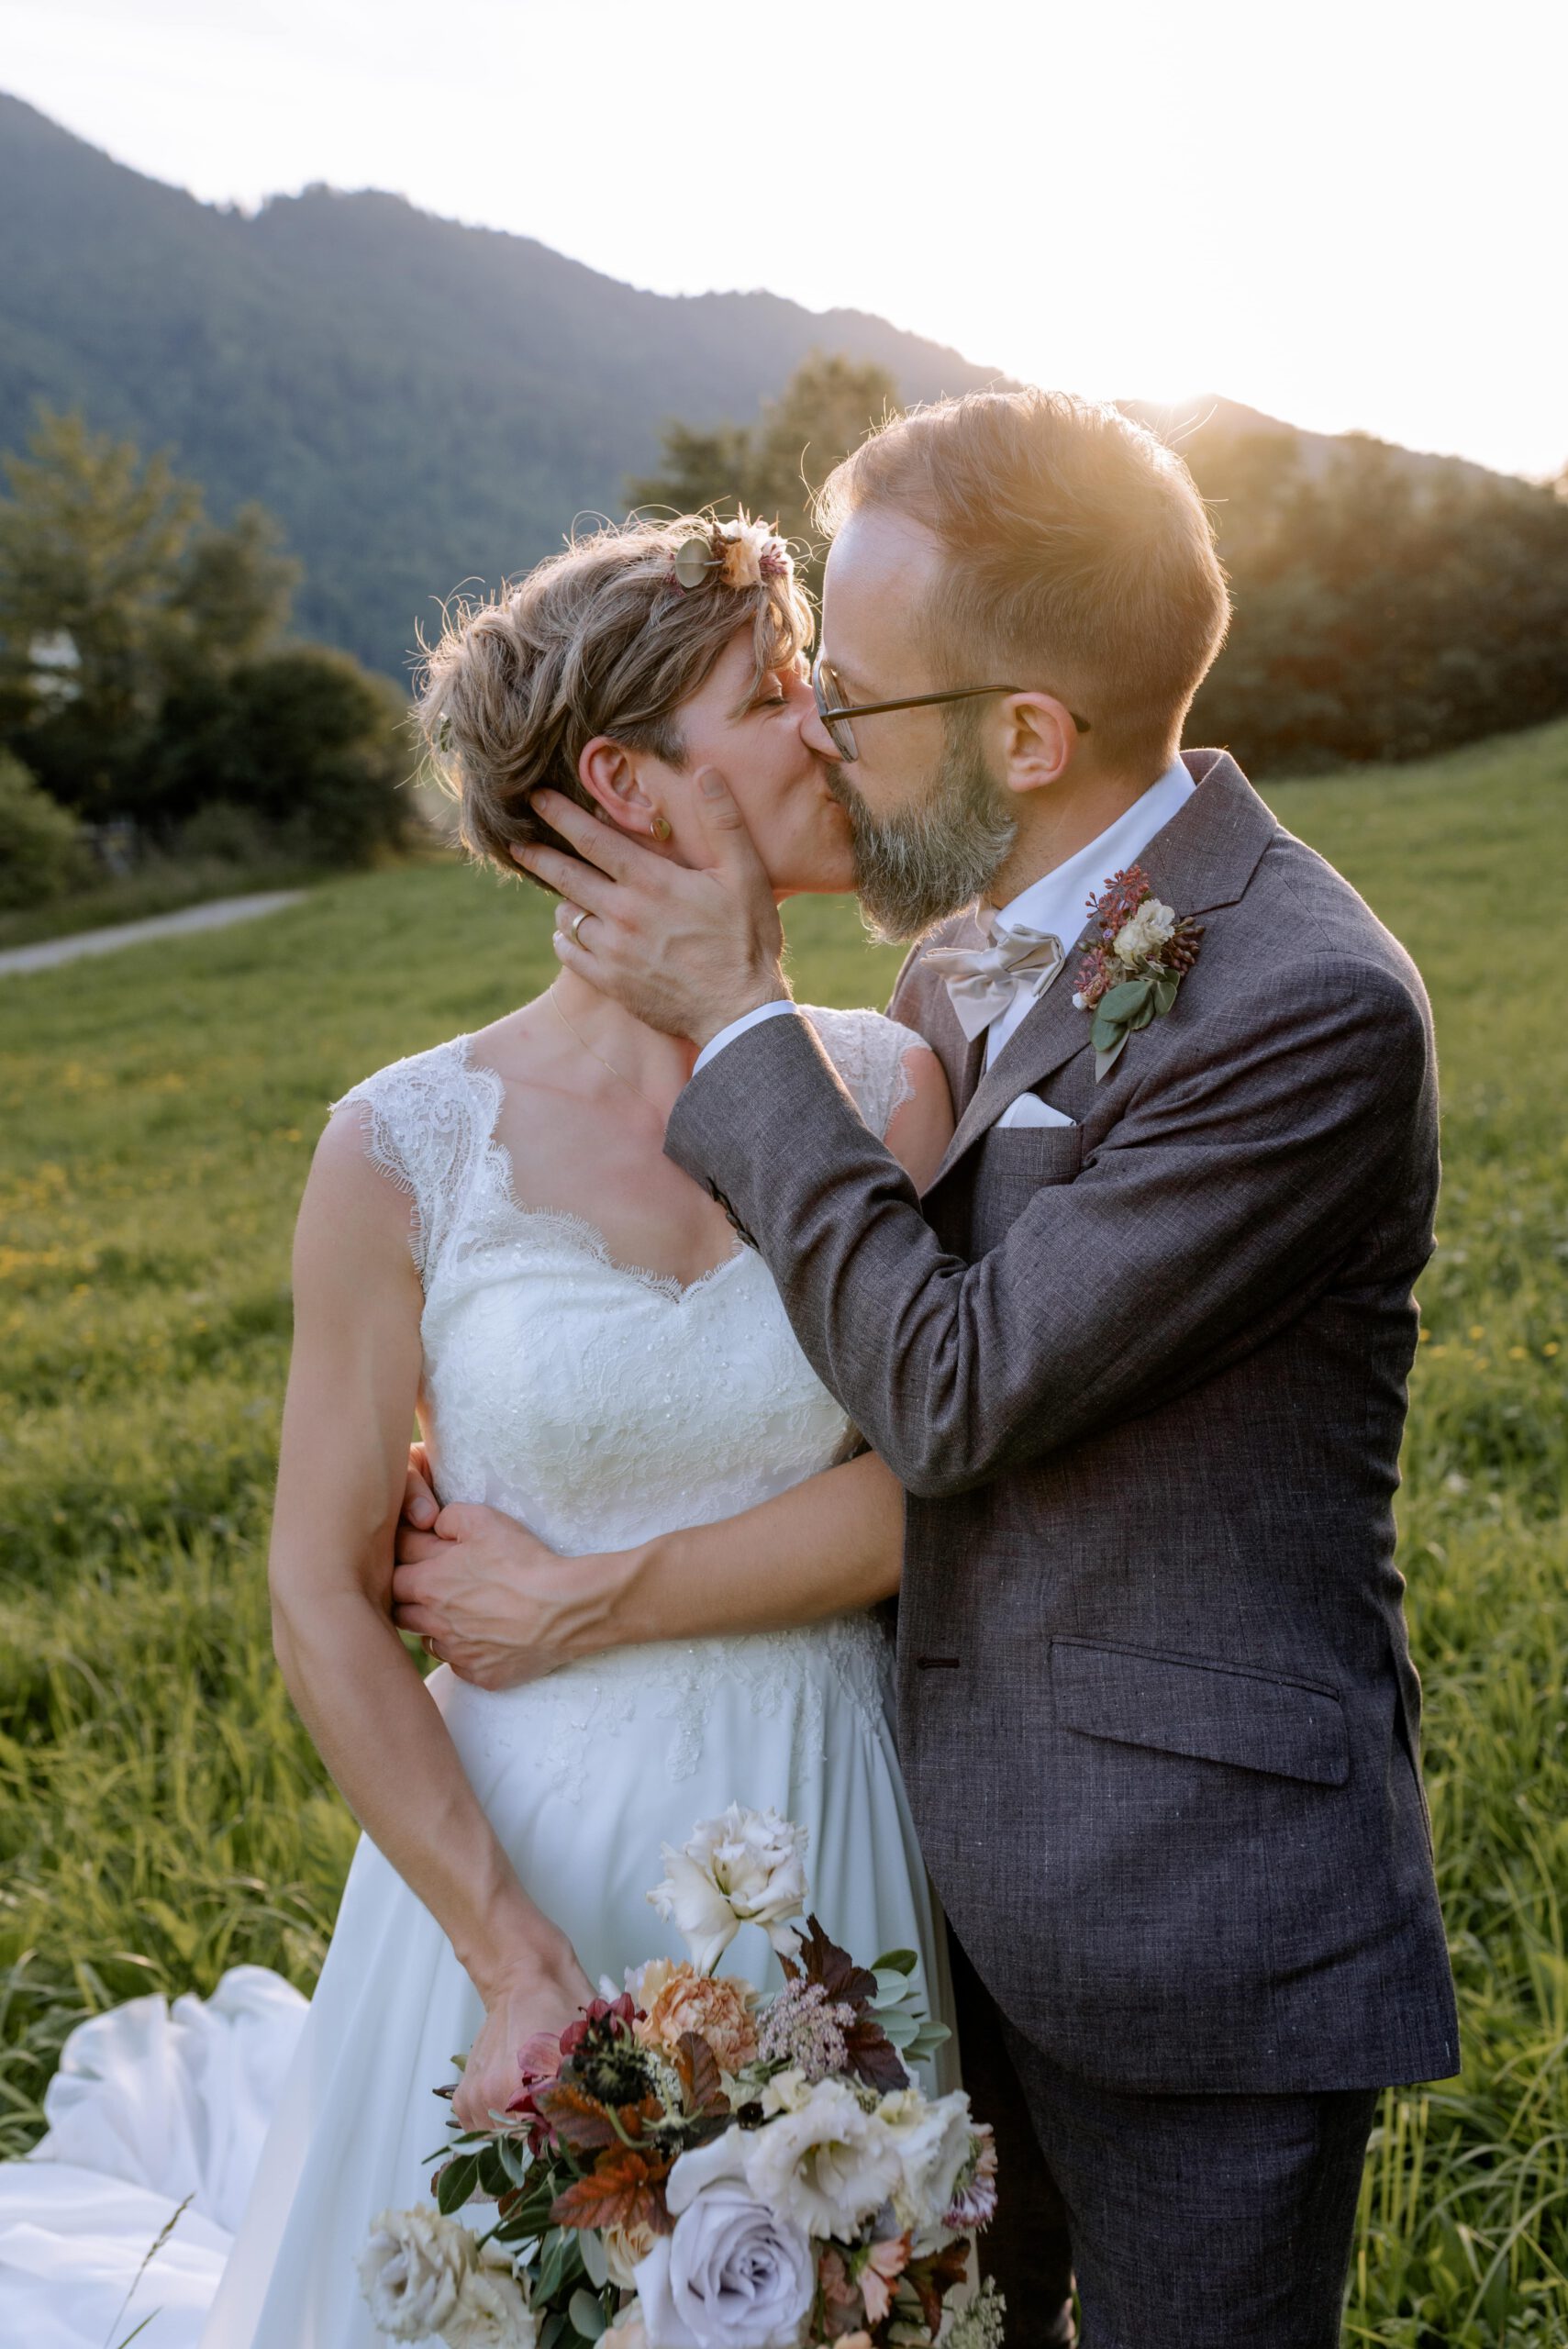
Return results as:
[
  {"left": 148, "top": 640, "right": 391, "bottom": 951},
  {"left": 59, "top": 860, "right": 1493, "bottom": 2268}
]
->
[{"left": 811, "top": 654, "right": 1091, "bottom": 763}]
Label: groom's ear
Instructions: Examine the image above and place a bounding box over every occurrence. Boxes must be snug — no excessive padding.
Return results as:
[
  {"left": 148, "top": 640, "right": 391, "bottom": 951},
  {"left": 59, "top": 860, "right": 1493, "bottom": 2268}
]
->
[
  {"left": 1000, "top": 693, "right": 1078, "bottom": 796},
  {"left": 578, "top": 735, "right": 657, "bottom": 833}
]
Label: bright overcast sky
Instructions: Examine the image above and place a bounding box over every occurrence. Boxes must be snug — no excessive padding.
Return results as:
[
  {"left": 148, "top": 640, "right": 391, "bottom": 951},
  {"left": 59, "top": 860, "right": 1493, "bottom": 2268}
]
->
[{"left": 6, "top": 0, "right": 1564, "bottom": 479}]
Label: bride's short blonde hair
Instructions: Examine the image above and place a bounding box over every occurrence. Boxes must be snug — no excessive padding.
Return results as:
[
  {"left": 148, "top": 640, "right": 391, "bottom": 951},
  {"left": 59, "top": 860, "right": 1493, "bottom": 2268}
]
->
[{"left": 416, "top": 515, "right": 813, "bottom": 885}]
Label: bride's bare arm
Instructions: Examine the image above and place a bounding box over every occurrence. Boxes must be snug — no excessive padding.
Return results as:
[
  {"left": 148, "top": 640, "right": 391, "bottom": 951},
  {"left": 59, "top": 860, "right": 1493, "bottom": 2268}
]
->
[
  {"left": 271, "top": 1111, "right": 593, "bottom": 2116},
  {"left": 391, "top": 1041, "right": 952, "bottom": 1686}
]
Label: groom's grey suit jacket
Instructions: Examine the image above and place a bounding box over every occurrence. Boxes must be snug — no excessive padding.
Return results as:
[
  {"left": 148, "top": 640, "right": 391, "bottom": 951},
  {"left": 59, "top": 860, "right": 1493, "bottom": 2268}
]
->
[{"left": 667, "top": 750, "right": 1458, "bottom": 2094}]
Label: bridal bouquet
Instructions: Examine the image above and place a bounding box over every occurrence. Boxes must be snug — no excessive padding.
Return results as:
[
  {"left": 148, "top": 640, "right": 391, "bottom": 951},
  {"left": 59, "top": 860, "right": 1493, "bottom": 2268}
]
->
[{"left": 359, "top": 1805, "right": 1004, "bottom": 2349}]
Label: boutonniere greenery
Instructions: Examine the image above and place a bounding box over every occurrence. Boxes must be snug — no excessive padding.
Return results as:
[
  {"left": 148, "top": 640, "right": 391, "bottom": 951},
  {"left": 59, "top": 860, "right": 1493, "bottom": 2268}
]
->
[{"left": 1073, "top": 864, "right": 1205, "bottom": 1080}]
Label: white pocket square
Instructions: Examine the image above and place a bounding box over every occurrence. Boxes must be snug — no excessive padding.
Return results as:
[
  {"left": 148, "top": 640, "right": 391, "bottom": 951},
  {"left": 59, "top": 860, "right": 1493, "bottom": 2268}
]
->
[{"left": 996, "top": 1093, "right": 1076, "bottom": 1130}]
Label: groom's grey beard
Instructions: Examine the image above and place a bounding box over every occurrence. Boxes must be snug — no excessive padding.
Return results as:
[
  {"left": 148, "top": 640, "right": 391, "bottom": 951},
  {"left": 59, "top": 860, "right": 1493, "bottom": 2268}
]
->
[{"left": 828, "top": 711, "right": 1018, "bottom": 943}]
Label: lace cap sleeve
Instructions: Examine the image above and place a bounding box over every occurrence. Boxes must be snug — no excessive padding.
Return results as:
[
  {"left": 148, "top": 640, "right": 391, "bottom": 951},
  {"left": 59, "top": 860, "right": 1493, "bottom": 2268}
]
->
[
  {"left": 799, "top": 1006, "right": 929, "bottom": 1140},
  {"left": 331, "top": 1036, "right": 497, "bottom": 1278}
]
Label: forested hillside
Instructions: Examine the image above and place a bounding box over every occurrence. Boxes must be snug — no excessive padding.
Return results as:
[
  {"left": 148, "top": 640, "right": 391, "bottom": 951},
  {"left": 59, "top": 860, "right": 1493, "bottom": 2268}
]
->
[{"left": 0, "top": 95, "right": 1003, "bottom": 674}]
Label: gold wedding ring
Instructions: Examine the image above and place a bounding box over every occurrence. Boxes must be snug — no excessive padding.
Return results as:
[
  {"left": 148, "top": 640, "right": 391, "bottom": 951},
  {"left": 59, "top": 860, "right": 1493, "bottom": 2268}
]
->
[{"left": 423, "top": 1635, "right": 443, "bottom": 1662}]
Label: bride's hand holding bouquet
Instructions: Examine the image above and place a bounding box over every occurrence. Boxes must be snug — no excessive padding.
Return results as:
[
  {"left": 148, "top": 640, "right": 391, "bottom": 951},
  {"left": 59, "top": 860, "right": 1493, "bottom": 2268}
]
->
[{"left": 455, "top": 1905, "right": 597, "bottom": 2133}]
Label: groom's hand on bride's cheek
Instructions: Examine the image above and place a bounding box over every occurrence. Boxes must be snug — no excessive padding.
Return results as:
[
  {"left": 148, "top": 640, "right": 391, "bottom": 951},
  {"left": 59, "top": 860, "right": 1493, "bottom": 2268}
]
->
[{"left": 517, "top": 777, "right": 787, "bottom": 1047}]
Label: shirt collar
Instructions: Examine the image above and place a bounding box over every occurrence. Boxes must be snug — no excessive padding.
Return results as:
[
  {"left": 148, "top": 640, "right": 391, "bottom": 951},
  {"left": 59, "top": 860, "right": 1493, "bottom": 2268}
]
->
[{"left": 989, "top": 757, "right": 1196, "bottom": 950}]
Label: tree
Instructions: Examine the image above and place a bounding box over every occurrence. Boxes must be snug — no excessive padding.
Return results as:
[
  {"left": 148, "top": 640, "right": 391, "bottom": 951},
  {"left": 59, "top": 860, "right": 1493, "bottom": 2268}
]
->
[
  {"left": 0, "top": 747, "right": 90, "bottom": 907},
  {"left": 0, "top": 407, "right": 297, "bottom": 813},
  {"left": 630, "top": 362, "right": 1568, "bottom": 772},
  {"left": 627, "top": 352, "right": 899, "bottom": 590},
  {"left": 148, "top": 646, "right": 413, "bottom": 864}
]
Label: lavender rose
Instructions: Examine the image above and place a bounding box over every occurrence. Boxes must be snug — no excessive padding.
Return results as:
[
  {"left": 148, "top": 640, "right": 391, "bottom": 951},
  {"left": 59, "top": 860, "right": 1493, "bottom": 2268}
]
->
[{"left": 634, "top": 2182, "right": 815, "bottom": 2349}]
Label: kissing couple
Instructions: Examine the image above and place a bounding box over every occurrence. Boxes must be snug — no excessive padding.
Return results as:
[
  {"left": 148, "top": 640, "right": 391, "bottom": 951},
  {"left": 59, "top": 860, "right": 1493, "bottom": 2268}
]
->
[{"left": 16, "top": 389, "right": 1459, "bottom": 2349}]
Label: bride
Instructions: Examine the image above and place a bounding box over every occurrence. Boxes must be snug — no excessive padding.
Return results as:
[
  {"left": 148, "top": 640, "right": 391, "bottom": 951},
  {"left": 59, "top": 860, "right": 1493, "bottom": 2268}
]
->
[{"left": 0, "top": 515, "right": 956, "bottom": 2347}]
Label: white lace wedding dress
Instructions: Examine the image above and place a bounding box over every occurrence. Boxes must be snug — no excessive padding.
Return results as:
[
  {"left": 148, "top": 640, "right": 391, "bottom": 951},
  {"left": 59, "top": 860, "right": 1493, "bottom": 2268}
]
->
[{"left": 0, "top": 1007, "right": 953, "bottom": 2348}]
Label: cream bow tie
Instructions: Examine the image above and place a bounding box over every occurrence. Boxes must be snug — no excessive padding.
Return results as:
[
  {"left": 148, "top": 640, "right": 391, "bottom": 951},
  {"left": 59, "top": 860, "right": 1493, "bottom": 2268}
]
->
[{"left": 925, "top": 916, "right": 1066, "bottom": 1043}]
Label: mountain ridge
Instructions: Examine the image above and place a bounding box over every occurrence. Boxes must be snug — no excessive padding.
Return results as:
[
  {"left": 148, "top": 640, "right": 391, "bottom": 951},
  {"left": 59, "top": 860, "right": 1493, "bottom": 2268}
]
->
[{"left": 0, "top": 91, "right": 1509, "bottom": 680}]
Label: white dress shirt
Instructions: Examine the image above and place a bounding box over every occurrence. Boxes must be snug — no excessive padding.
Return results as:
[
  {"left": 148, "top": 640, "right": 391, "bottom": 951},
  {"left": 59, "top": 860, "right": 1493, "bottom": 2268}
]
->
[{"left": 694, "top": 758, "right": 1196, "bottom": 1094}]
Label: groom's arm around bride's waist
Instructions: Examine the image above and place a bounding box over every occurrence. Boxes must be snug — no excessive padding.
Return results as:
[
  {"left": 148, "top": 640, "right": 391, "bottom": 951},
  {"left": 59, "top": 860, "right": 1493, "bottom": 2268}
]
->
[{"left": 663, "top": 943, "right": 1436, "bottom": 1497}]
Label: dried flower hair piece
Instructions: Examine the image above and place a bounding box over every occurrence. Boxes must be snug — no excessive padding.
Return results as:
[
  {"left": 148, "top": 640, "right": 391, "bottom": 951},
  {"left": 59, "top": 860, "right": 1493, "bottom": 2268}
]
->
[{"left": 669, "top": 512, "right": 792, "bottom": 594}]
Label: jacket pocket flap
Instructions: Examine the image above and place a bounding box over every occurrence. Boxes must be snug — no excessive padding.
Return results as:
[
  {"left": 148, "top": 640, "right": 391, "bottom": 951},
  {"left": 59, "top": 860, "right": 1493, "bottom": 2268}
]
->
[{"left": 1050, "top": 1638, "right": 1349, "bottom": 1787}]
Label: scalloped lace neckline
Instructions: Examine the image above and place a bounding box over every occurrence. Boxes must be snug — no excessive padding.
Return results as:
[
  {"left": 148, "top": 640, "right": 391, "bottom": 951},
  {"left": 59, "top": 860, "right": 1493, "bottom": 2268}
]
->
[{"left": 452, "top": 1034, "right": 751, "bottom": 1305}]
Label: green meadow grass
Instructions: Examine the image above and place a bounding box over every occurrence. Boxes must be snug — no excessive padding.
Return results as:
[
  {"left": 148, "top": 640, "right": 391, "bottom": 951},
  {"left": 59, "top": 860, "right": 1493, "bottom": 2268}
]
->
[{"left": 2, "top": 722, "right": 1564, "bottom": 2343}]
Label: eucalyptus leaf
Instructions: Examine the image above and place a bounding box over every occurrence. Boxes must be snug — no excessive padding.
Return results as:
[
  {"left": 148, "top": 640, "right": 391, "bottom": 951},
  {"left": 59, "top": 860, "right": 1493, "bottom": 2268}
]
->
[
  {"left": 1130, "top": 995, "right": 1157, "bottom": 1031},
  {"left": 497, "top": 2136, "right": 532, "bottom": 2188},
  {"left": 578, "top": 2229, "right": 610, "bottom": 2289},
  {"left": 907, "top": 2020, "right": 954, "bottom": 2064},
  {"left": 1153, "top": 974, "right": 1179, "bottom": 1016},
  {"left": 539, "top": 2229, "right": 570, "bottom": 2303},
  {"left": 1099, "top": 976, "right": 1154, "bottom": 1021},
  {"left": 436, "top": 2152, "right": 480, "bottom": 2214},
  {"left": 1090, "top": 1007, "right": 1128, "bottom": 1052},
  {"left": 570, "top": 2288, "right": 607, "bottom": 2339},
  {"left": 873, "top": 1966, "right": 919, "bottom": 2002},
  {"left": 1095, "top": 1035, "right": 1130, "bottom": 1083},
  {"left": 539, "top": 2314, "right": 566, "bottom": 2349},
  {"left": 871, "top": 1948, "right": 919, "bottom": 1977},
  {"left": 877, "top": 2010, "right": 920, "bottom": 2047}
]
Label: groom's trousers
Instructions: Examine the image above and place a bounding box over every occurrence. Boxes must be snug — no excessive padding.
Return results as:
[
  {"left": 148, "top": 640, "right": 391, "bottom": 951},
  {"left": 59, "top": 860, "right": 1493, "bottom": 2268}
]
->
[{"left": 951, "top": 1932, "right": 1379, "bottom": 2349}]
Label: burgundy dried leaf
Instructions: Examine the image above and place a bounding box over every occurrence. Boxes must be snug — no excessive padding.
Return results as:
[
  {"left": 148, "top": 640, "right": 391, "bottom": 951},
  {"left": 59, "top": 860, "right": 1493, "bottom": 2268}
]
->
[
  {"left": 534, "top": 2083, "right": 619, "bottom": 2153},
  {"left": 906, "top": 2240, "right": 971, "bottom": 2334},
  {"left": 782, "top": 1914, "right": 878, "bottom": 2011},
  {"left": 842, "top": 2013, "right": 909, "bottom": 2092},
  {"left": 673, "top": 2032, "right": 728, "bottom": 2120},
  {"left": 550, "top": 2146, "right": 673, "bottom": 2236}
]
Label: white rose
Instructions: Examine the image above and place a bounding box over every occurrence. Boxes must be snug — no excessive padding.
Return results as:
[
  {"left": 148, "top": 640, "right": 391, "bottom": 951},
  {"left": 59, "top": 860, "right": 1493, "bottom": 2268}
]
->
[
  {"left": 740, "top": 2077, "right": 904, "bottom": 2239},
  {"left": 649, "top": 1806, "right": 809, "bottom": 1973},
  {"left": 357, "top": 2206, "right": 474, "bottom": 2340},
  {"left": 439, "top": 2261, "right": 536, "bottom": 2349},
  {"left": 635, "top": 2183, "right": 814, "bottom": 2349},
  {"left": 605, "top": 2221, "right": 661, "bottom": 2291},
  {"left": 876, "top": 2087, "right": 975, "bottom": 2233},
  {"left": 1112, "top": 897, "right": 1177, "bottom": 964}
]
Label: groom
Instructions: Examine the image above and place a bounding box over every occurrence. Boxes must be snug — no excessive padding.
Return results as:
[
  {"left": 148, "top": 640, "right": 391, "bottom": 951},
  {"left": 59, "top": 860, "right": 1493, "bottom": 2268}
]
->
[{"left": 411, "top": 391, "right": 1459, "bottom": 2345}]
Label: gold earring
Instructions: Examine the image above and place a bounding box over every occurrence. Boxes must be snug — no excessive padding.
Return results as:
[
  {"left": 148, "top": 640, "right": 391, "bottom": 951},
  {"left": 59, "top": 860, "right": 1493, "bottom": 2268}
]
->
[{"left": 649, "top": 813, "right": 673, "bottom": 842}]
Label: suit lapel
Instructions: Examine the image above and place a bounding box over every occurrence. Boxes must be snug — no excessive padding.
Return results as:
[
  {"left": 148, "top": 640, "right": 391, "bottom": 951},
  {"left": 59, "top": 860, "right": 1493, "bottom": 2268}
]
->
[{"left": 925, "top": 751, "right": 1278, "bottom": 1192}]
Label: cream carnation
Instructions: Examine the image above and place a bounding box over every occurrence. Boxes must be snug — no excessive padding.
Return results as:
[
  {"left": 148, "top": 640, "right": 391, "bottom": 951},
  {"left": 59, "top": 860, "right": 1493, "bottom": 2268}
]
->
[
  {"left": 357, "top": 2206, "right": 474, "bottom": 2339},
  {"left": 1112, "top": 896, "right": 1177, "bottom": 964},
  {"left": 649, "top": 1806, "right": 808, "bottom": 1973},
  {"left": 642, "top": 1970, "right": 759, "bottom": 2072}
]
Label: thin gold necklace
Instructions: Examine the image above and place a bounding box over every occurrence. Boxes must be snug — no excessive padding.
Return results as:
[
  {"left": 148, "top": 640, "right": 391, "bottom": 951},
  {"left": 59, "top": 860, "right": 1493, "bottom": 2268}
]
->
[{"left": 548, "top": 983, "right": 657, "bottom": 1109}]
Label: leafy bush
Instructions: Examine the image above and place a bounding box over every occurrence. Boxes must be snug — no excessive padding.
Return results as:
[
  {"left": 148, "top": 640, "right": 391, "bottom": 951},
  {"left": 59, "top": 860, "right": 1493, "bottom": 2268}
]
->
[
  {"left": 149, "top": 645, "right": 415, "bottom": 865},
  {"left": 0, "top": 749, "right": 90, "bottom": 905}
]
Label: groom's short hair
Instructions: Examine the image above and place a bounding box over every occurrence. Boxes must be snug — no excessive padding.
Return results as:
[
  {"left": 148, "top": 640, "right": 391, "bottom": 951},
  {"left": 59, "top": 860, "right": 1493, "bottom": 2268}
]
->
[{"left": 817, "top": 390, "right": 1229, "bottom": 768}]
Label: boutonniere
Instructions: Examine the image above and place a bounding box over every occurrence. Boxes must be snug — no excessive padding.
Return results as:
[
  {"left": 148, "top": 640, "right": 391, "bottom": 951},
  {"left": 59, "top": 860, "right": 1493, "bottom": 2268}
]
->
[{"left": 1072, "top": 864, "right": 1205, "bottom": 1080}]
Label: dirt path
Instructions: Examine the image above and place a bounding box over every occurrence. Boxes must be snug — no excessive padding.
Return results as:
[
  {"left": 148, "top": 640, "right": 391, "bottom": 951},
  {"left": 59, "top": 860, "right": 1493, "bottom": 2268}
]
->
[{"left": 0, "top": 890, "right": 307, "bottom": 978}]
